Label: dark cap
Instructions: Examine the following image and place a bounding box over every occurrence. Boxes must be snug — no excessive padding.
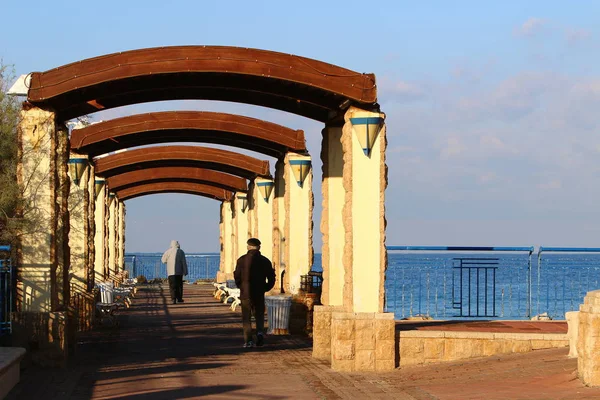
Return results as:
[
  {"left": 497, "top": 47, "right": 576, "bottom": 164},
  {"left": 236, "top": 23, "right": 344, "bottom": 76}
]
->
[{"left": 247, "top": 238, "right": 261, "bottom": 246}]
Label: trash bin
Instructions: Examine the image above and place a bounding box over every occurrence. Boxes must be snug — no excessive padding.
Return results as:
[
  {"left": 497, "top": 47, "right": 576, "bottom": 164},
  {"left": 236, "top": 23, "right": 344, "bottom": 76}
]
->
[{"left": 265, "top": 295, "right": 292, "bottom": 335}]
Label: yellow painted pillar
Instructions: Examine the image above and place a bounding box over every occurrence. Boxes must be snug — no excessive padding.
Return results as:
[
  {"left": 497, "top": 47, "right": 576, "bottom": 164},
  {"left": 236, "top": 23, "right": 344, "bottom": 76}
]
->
[
  {"left": 247, "top": 181, "right": 256, "bottom": 240},
  {"left": 253, "top": 177, "right": 274, "bottom": 265},
  {"left": 107, "top": 193, "right": 116, "bottom": 276},
  {"left": 272, "top": 161, "right": 286, "bottom": 292},
  {"left": 234, "top": 193, "right": 249, "bottom": 264},
  {"left": 93, "top": 178, "right": 106, "bottom": 281},
  {"left": 17, "top": 107, "right": 57, "bottom": 311},
  {"left": 67, "top": 153, "right": 90, "bottom": 294},
  {"left": 282, "top": 152, "right": 313, "bottom": 295},
  {"left": 221, "top": 200, "right": 234, "bottom": 276},
  {"left": 320, "top": 122, "right": 345, "bottom": 307},
  {"left": 313, "top": 107, "right": 393, "bottom": 372},
  {"left": 118, "top": 200, "right": 125, "bottom": 272},
  {"left": 343, "top": 107, "right": 387, "bottom": 314}
]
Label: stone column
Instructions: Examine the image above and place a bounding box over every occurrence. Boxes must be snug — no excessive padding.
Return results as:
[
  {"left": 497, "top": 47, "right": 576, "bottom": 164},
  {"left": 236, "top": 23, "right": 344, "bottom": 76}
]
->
[
  {"left": 320, "top": 122, "right": 345, "bottom": 307},
  {"left": 220, "top": 200, "right": 234, "bottom": 278},
  {"left": 253, "top": 178, "right": 274, "bottom": 266},
  {"left": 67, "top": 153, "right": 90, "bottom": 295},
  {"left": 17, "top": 107, "right": 58, "bottom": 312},
  {"left": 118, "top": 200, "right": 125, "bottom": 273},
  {"left": 272, "top": 161, "right": 286, "bottom": 293},
  {"left": 14, "top": 105, "right": 72, "bottom": 363},
  {"left": 234, "top": 193, "right": 249, "bottom": 263},
  {"left": 107, "top": 193, "right": 116, "bottom": 277},
  {"left": 577, "top": 290, "right": 600, "bottom": 386},
  {"left": 85, "top": 166, "right": 96, "bottom": 291},
  {"left": 280, "top": 152, "right": 313, "bottom": 295},
  {"left": 247, "top": 181, "right": 256, "bottom": 240},
  {"left": 313, "top": 107, "right": 393, "bottom": 372},
  {"left": 93, "top": 179, "right": 106, "bottom": 281}
]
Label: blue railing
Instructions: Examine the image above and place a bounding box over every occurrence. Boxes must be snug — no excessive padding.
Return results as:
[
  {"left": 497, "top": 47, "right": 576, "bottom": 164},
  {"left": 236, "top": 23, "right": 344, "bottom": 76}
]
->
[
  {"left": 0, "top": 245, "right": 13, "bottom": 336},
  {"left": 385, "top": 246, "right": 600, "bottom": 320},
  {"left": 124, "top": 253, "right": 220, "bottom": 282}
]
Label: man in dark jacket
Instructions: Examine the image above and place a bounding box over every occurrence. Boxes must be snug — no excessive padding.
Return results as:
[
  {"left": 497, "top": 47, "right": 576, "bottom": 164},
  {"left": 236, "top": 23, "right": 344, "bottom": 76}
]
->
[{"left": 234, "top": 237, "right": 275, "bottom": 348}]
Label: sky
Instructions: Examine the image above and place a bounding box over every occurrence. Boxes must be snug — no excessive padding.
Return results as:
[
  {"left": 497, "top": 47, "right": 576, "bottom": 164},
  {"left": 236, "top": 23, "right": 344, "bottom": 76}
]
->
[{"left": 2, "top": 1, "right": 600, "bottom": 253}]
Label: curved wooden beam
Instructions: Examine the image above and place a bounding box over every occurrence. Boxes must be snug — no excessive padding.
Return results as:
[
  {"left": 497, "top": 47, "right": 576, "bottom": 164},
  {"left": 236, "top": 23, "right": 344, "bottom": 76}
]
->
[
  {"left": 94, "top": 145, "right": 270, "bottom": 179},
  {"left": 106, "top": 167, "right": 248, "bottom": 193},
  {"left": 70, "top": 111, "right": 306, "bottom": 158},
  {"left": 27, "top": 46, "right": 378, "bottom": 122},
  {"left": 117, "top": 182, "right": 234, "bottom": 202}
]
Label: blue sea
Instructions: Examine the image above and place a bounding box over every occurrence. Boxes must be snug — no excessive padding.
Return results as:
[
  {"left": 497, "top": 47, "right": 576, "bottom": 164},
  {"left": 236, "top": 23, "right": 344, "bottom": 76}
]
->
[{"left": 125, "top": 251, "right": 600, "bottom": 321}]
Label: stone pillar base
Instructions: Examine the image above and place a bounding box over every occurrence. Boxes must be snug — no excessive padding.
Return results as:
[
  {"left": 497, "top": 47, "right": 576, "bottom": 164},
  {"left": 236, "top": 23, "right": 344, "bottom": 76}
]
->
[
  {"left": 11, "top": 312, "right": 71, "bottom": 367},
  {"left": 312, "top": 305, "right": 342, "bottom": 360},
  {"left": 565, "top": 311, "right": 579, "bottom": 358},
  {"left": 313, "top": 307, "right": 396, "bottom": 372},
  {"left": 577, "top": 290, "right": 600, "bottom": 386}
]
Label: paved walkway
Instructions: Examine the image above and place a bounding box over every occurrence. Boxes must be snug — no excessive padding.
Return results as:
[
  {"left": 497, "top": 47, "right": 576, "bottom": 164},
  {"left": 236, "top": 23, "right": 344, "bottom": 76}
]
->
[{"left": 7, "top": 283, "right": 600, "bottom": 399}]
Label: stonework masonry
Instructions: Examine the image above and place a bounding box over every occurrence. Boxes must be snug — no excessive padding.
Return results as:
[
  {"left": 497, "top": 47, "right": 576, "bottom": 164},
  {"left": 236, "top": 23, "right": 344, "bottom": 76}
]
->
[
  {"left": 577, "top": 290, "right": 600, "bottom": 386},
  {"left": 398, "top": 330, "right": 568, "bottom": 367}
]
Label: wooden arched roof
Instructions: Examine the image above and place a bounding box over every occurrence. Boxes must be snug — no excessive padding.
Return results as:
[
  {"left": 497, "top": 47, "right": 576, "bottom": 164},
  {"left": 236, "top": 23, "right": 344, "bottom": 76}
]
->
[
  {"left": 70, "top": 111, "right": 306, "bottom": 158},
  {"left": 94, "top": 145, "right": 270, "bottom": 179},
  {"left": 26, "top": 46, "right": 378, "bottom": 122},
  {"left": 106, "top": 167, "right": 247, "bottom": 193},
  {"left": 116, "top": 182, "right": 234, "bottom": 202}
]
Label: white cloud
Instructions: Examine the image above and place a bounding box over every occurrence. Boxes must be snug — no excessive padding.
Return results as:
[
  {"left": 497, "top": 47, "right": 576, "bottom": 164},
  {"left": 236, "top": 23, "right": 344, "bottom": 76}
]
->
[
  {"left": 515, "top": 17, "right": 547, "bottom": 37},
  {"left": 440, "top": 136, "right": 466, "bottom": 159}
]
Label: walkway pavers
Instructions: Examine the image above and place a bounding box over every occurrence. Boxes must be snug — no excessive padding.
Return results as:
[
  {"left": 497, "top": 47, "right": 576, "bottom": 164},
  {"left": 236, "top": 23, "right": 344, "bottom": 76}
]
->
[{"left": 7, "top": 283, "right": 600, "bottom": 399}]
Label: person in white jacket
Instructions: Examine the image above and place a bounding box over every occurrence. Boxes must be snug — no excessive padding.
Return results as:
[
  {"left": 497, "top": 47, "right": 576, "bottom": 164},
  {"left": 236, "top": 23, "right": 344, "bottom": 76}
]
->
[{"left": 161, "top": 240, "right": 188, "bottom": 304}]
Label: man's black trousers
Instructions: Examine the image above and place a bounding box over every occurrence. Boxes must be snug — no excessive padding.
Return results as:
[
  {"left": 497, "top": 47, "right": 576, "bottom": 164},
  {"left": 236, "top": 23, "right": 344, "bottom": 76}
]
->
[
  {"left": 241, "top": 297, "right": 265, "bottom": 343},
  {"left": 168, "top": 275, "right": 183, "bottom": 301}
]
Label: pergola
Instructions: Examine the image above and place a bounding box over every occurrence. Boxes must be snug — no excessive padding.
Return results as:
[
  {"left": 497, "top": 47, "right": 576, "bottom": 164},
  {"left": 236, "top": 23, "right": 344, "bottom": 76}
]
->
[{"left": 14, "top": 45, "right": 390, "bottom": 372}]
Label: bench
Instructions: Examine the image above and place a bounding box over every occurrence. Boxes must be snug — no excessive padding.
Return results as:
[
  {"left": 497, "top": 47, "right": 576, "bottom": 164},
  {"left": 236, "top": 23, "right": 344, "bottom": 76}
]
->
[{"left": 0, "top": 347, "right": 26, "bottom": 399}]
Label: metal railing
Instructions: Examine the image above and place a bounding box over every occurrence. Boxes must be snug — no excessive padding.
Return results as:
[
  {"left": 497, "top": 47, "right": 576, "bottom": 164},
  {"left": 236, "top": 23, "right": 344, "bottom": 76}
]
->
[
  {"left": 0, "top": 245, "right": 13, "bottom": 336},
  {"left": 534, "top": 247, "right": 600, "bottom": 319},
  {"left": 386, "top": 246, "right": 600, "bottom": 320},
  {"left": 124, "top": 253, "right": 220, "bottom": 282},
  {"left": 385, "top": 246, "right": 535, "bottom": 319}
]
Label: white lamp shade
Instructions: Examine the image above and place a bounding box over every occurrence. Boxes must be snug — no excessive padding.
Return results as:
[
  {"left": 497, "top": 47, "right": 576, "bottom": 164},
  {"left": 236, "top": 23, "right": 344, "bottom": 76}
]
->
[
  {"left": 350, "top": 117, "right": 384, "bottom": 156},
  {"left": 256, "top": 179, "right": 274, "bottom": 202},
  {"left": 289, "top": 157, "right": 311, "bottom": 188}
]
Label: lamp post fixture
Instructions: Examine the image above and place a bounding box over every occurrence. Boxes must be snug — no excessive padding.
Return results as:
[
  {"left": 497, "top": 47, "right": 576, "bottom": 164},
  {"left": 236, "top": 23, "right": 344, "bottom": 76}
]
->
[
  {"left": 67, "top": 157, "right": 89, "bottom": 185},
  {"left": 349, "top": 116, "right": 384, "bottom": 156},
  {"left": 289, "top": 155, "right": 311, "bottom": 188},
  {"left": 94, "top": 178, "right": 106, "bottom": 198},
  {"left": 256, "top": 178, "right": 275, "bottom": 202},
  {"left": 237, "top": 194, "right": 248, "bottom": 213}
]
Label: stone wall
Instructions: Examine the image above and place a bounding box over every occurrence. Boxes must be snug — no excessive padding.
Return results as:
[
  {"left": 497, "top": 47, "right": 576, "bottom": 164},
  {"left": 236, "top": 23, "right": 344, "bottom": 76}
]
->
[
  {"left": 398, "top": 330, "right": 568, "bottom": 367},
  {"left": 577, "top": 289, "right": 600, "bottom": 386}
]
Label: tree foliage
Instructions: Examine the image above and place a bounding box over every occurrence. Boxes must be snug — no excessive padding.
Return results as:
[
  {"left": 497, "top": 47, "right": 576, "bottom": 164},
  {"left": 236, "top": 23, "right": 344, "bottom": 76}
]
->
[{"left": 0, "top": 64, "right": 20, "bottom": 244}]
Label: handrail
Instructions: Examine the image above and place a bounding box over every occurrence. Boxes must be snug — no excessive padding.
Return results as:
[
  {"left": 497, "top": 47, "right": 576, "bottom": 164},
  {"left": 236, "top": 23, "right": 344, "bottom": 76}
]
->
[
  {"left": 539, "top": 247, "right": 600, "bottom": 253},
  {"left": 387, "top": 246, "right": 534, "bottom": 253}
]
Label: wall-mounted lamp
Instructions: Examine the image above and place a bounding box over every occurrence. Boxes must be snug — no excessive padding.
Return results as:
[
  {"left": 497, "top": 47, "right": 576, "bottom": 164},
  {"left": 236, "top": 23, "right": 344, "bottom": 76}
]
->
[
  {"left": 349, "top": 116, "right": 384, "bottom": 156},
  {"left": 237, "top": 194, "right": 248, "bottom": 213},
  {"left": 94, "top": 178, "right": 105, "bottom": 198},
  {"left": 256, "top": 178, "right": 275, "bottom": 203},
  {"left": 289, "top": 155, "right": 311, "bottom": 188},
  {"left": 67, "top": 157, "right": 89, "bottom": 185}
]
